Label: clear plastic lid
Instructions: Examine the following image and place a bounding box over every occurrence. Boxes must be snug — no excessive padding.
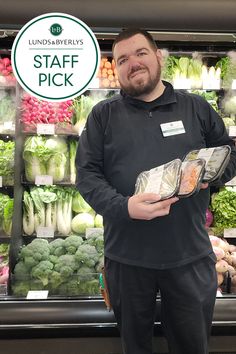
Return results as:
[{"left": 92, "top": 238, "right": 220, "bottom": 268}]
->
[
  {"left": 183, "top": 145, "right": 231, "bottom": 183},
  {"left": 134, "top": 159, "right": 182, "bottom": 200},
  {"left": 178, "top": 159, "right": 206, "bottom": 197}
]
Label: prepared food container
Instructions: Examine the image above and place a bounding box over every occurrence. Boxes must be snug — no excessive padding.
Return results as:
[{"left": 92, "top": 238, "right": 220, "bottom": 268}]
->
[
  {"left": 183, "top": 145, "right": 231, "bottom": 183},
  {"left": 134, "top": 159, "right": 182, "bottom": 200},
  {"left": 178, "top": 159, "right": 206, "bottom": 198}
]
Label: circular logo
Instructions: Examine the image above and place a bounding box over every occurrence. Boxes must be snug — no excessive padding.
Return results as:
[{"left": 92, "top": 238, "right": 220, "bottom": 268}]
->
[
  {"left": 50, "top": 23, "right": 63, "bottom": 36},
  {"left": 11, "top": 13, "right": 100, "bottom": 101}
]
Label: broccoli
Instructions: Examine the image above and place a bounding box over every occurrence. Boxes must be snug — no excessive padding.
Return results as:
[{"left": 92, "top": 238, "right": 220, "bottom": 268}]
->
[
  {"left": 31, "top": 260, "right": 54, "bottom": 286},
  {"left": 64, "top": 235, "right": 83, "bottom": 255},
  {"left": 48, "top": 271, "right": 63, "bottom": 294},
  {"left": 78, "top": 279, "right": 100, "bottom": 295},
  {"left": 20, "top": 239, "right": 50, "bottom": 270},
  {"left": 54, "top": 254, "right": 78, "bottom": 279},
  {"left": 75, "top": 244, "right": 99, "bottom": 268},
  {"left": 13, "top": 261, "right": 30, "bottom": 281},
  {"left": 85, "top": 235, "right": 104, "bottom": 254},
  {"left": 49, "top": 238, "right": 66, "bottom": 257},
  {"left": 12, "top": 281, "right": 31, "bottom": 296},
  {"left": 49, "top": 254, "right": 58, "bottom": 264},
  {"left": 77, "top": 265, "right": 96, "bottom": 281}
]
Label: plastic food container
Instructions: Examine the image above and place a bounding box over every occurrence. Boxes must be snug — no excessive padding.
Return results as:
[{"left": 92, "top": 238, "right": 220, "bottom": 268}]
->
[
  {"left": 178, "top": 159, "right": 206, "bottom": 197},
  {"left": 183, "top": 145, "right": 231, "bottom": 183},
  {"left": 134, "top": 159, "right": 182, "bottom": 200}
]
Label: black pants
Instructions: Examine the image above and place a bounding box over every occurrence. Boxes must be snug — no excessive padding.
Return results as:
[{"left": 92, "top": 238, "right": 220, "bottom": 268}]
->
[{"left": 105, "top": 254, "right": 217, "bottom": 354}]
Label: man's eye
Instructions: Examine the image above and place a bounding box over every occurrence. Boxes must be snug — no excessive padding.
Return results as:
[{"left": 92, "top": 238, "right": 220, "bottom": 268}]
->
[
  {"left": 119, "top": 58, "right": 127, "bottom": 65},
  {"left": 138, "top": 52, "right": 147, "bottom": 57}
]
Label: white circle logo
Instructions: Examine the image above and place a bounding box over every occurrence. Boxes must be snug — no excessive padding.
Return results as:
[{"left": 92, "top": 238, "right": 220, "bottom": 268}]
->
[{"left": 11, "top": 13, "right": 100, "bottom": 101}]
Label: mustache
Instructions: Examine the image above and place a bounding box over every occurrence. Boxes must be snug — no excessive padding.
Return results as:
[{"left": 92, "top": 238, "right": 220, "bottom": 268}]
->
[{"left": 128, "top": 65, "right": 146, "bottom": 78}]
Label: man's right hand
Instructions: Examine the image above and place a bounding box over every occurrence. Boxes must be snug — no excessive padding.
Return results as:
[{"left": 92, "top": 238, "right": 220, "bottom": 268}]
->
[{"left": 128, "top": 193, "right": 179, "bottom": 220}]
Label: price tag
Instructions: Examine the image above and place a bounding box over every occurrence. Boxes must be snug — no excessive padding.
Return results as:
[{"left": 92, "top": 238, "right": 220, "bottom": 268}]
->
[
  {"left": 0, "top": 284, "right": 7, "bottom": 296},
  {"left": 36, "top": 226, "right": 54, "bottom": 238},
  {"left": 27, "top": 290, "right": 49, "bottom": 300},
  {"left": 0, "top": 176, "right": 2, "bottom": 188},
  {"left": 35, "top": 175, "right": 53, "bottom": 185},
  {"left": 37, "top": 123, "right": 55, "bottom": 135},
  {"left": 86, "top": 227, "right": 103, "bottom": 239},
  {"left": 203, "top": 79, "right": 220, "bottom": 90},
  {"left": 224, "top": 228, "right": 236, "bottom": 238},
  {"left": 232, "top": 80, "right": 236, "bottom": 90},
  {"left": 229, "top": 126, "right": 236, "bottom": 137},
  {"left": 225, "top": 176, "right": 236, "bottom": 186},
  {"left": 216, "top": 289, "right": 223, "bottom": 297},
  {"left": 3, "top": 121, "right": 13, "bottom": 130},
  {"left": 173, "top": 78, "right": 191, "bottom": 89}
]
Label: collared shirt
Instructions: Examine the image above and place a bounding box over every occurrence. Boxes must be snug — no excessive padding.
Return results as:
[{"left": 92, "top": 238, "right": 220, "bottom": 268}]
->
[{"left": 76, "top": 81, "right": 236, "bottom": 269}]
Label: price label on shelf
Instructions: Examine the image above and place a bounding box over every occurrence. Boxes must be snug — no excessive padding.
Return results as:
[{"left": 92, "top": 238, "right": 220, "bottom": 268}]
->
[
  {"left": 232, "top": 80, "right": 236, "bottom": 90},
  {"left": 0, "top": 176, "right": 2, "bottom": 188},
  {"left": 202, "top": 79, "right": 220, "bottom": 90},
  {"left": 0, "top": 284, "right": 7, "bottom": 296},
  {"left": 27, "top": 290, "right": 49, "bottom": 300},
  {"left": 37, "top": 123, "right": 55, "bottom": 135},
  {"left": 224, "top": 228, "right": 236, "bottom": 238},
  {"left": 229, "top": 126, "right": 236, "bottom": 137},
  {"left": 3, "top": 121, "right": 13, "bottom": 130},
  {"left": 36, "top": 226, "right": 54, "bottom": 238},
  {"left": 173, "top": 78, "right": 191, "bottom": 89},
  {"left": 35, "top": 175, "right": 53, "bottom": 186}
]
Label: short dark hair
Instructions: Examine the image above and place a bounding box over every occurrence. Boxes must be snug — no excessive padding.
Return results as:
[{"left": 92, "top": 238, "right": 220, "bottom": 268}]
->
[{"left": 112, "top": 28, "right": 157, "bottom": 55}]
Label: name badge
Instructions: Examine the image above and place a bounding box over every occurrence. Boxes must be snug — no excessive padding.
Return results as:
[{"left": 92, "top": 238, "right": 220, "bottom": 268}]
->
[{"left": 160, "top": 120, "right": 185, "bottom": 137}]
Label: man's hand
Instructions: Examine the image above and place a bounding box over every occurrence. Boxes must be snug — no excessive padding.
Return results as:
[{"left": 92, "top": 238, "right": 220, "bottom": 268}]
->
[{"left": 128, "top": 193, "right": 179, "bottom": 220}]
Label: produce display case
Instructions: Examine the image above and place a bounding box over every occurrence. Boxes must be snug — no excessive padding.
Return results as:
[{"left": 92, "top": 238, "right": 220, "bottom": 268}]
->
[{"left": 1, "top": 12, "right": 236, "bottom": 353}]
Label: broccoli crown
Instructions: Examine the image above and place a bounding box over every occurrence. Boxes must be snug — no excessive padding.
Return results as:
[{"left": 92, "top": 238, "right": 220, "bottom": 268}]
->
[
  {"left": 49, "top": 238, "right": 65, "bottom": 257},
  {"left": 48, "top": 271, "right": 63, "bottom": 293},
  {"left": 64, "top": 235, "right": 83, "bottom": 255},
  {"left": 13, "top": 261, "right": 30, "bottom": 280},
  {"left": 31, "top": 260, "right": 54, "bottom": 286},
  {"left": 85, "top": 235, "right": 104, "bottom": 254},
  {"left": 20, "top": 239, "right": 50, "bottom": 269},
  {"left": 54, "top": 254, "right": 78, "bottom": 279},
  {"left": 77, "top": 265, "right": 96, "bottom": 281},
  {"left": 75, "top": 244, "right": 99, "bottom": 268},
  {"left": 12, "top": 281, "right": 31, "bottom": 296},
  {"left": 95, "top": 256, "right": 104, "bottom": 273}
]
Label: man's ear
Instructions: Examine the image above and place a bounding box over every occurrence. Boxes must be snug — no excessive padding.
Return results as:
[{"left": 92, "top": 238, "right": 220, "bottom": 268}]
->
[{"left": 156, "top": 49, "right": 164, "bottom": 67}]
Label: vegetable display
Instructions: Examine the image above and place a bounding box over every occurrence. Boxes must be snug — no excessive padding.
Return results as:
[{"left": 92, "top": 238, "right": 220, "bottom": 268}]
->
[
  {"left": 23, "top": 186, "right": 102, "bottom": 237},
  {"left": 23, "top": 136, "right": 70, "bottom": 183},
  {"left": 20, "top": 93, "right": 74, "bottom": 133},
  {"left": 0, "top": 91, "right": 16, "bottom": 133},
  {"left": 0, "top": 244, "right": 9, "bottom": 285},
  {"left": 0, "top": 140, "right": 15, "bottom": 186},
  {"left": 211, "top": 187, "right": 236, "bottom": 235},
  {"left": 210, "top": 235, "right": 236, "bottom": 292},
  {"left": 216, "top": 53, "right": 236, "bottom": 89},
  {"left": 0, "top": 57, "right": 16, "bottom": 86},
  {"left": 12, "top": 230, "right": 104, "bottom": 296},
  {"left": 97, "top": 56, "right": 120, "bottom": 88}
]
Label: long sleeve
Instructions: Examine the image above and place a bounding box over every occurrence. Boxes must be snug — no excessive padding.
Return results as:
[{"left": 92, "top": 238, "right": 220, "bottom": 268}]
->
[{"left": 75, "top": 103, "right": 130, "bottom": 221}]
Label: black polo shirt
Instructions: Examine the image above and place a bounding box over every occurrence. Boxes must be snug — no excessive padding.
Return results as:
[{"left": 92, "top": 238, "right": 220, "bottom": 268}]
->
[{"left": 76, "top": 81, "right": 236, "bottom": 269}]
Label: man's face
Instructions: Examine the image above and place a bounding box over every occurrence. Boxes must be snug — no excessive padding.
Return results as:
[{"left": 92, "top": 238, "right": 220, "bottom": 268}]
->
[{"left": 113, "top": 34, "right": 163, "bottom": 98}]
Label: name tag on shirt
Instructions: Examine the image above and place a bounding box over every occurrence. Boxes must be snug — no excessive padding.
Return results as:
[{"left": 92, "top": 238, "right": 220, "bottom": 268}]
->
[{"left": 160, "top": 120, "right": 185, "bottom": 137}]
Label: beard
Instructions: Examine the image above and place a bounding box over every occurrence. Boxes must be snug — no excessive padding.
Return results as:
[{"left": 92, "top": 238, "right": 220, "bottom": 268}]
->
[{"left": 119, "top": 61, "right": 162, "bottom": 98}]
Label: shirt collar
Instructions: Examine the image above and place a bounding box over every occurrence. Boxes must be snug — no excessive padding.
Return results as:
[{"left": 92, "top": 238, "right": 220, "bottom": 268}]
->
[{"left": 121, "top": 80, "right": 177, "bottom": 110}]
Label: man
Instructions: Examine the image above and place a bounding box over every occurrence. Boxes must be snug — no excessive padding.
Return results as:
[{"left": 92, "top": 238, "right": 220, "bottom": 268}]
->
[{"left": 76, "top": 28, "right": 236, "bottom": 354}]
